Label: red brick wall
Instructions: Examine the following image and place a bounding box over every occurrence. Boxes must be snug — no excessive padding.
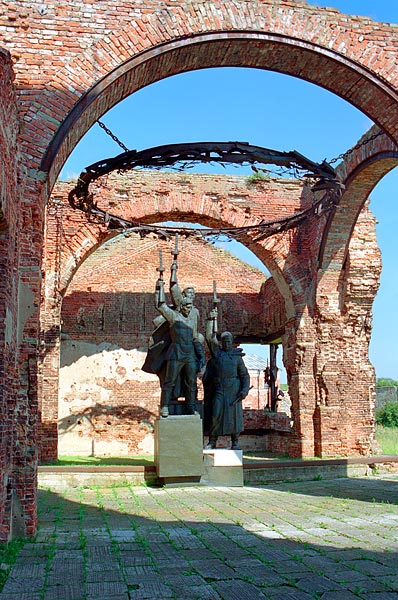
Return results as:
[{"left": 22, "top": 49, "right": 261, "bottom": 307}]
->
[
  {"left": 58, "top": 231, "right": 269, "bottom": 456},
  {"left": 42, "top": 172, "right": 297, "bottom": 460},
  {"left": 0, "top": 49, "right": 38, "bottom": 540},
  {"left": 40, "top": 170, "right": 382, "bottom": 461},
  {"left": 0, "top": 0, "right": 396, "bottom": 538},
  {"left": 3, "top": 1, "right": 398, "bottom": 188}
]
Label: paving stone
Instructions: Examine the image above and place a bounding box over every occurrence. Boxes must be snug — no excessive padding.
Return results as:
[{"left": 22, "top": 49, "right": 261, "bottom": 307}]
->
[
  {"left": 347, "top": 579, "right": 394, "bottom": 594},
  {"left": 86, "top": 581, "right": 128, "bottom": 597},
  {"left": 46, "top": 573, "right": 85, "bottom": 587},
  {"left": 301, "top": 555, "right": 342, "bottom": 573},
  {"left": 53, "top": 548, "right": 84, "bottom": 558},
  {"left": 358, "top": 594, "right": 398, "bottom": 600},
  {"left": 43, "top": 585, "right": 85, "bottom": 600},
  {"left": 17, "top": 544, "right": 52, "bottom": 558},
  {"left": 49, "top": 558, "right": 84, "bottom": 572},
  {"left": 1, "top": 577, "right": 44, "bottom": 594},
  {"left": 324, "top": 548, "right": 373, "bottom": 561},
  {"left": 119, "top": 554, "right": 154, "bottom": 566},
  {"left": 181, "top": 547, "right": 216, "bottom": 560},
  {"left": 260, "top": 585, "right": 314, "bottom": 600},
  {"left": 327, "top": 570, "right": 373, "bottom": 583},
  {"left": 155, "top": 558, "right": 191, "bottom": 570},
  {"left": 213, "top": 579, "right": 267, "bottom": 599},
  {"left": 86, "top": 546, "right": 115, "bottom": 558},
  {"left": 170, "top": 583, "right": 222, "bottom": 599},
  {"left": 274, "top": 561, "right": 312, "bottom": 574},
  {"left": 117, "top": 542, "right": 143, "bottom": 551},
  {"left": 0, "top": 594, "right": 42, "bottom": 600},
  {"left": 123, "top": 565, "right": 158, "bottom": 576},
  {"left": 295, "top": 575, "right": 343, "bottom": 593},
  {"left": 234, "top": 565, "right": 286, "bottom": 586},
  {"left": 150, "top": 544, "right": 186, "bottom": 559},
  {"left": 109, "top": 529, "right": 137, "bottom": 541},
  {"left": 170, "top": 536, "right": 206, "bottom": 549},
  {"left": 382, "top": 577, "right": 398, "bottom": 592},
  {"left": 163, "top": 572, "right": 207, "bottom": 587},
  {"left": 5, "top": 564, "right": 46, "bottom": 578},
  {"left": 128, "top": 581, "right": 174, "bottom": 598},
  {"left": 346, "top": 560, "right": 395, "bottom": 577},
  {"left": 124, "top": 568, "right": 164, "bottom": 585},
  {"left": 188, "top": 558, "right": 236, "bottom": 580},
  {"left": 87, "top": 596, "right": 129, "bottom": 600},
  {"left": 250, "top": 548, "right": 292, "bottom": 563},
  {"left": 85, "top": 568, "right": 124, "bottom": 583},
  {"left": 319, "top": 593, "right": 361, "bottom": 600},
  {"left": 86, "top": 559, "right": 120, "bottom": 571},
  {"left": 227, "top": 557, "right": 265, "bottom": 568}
]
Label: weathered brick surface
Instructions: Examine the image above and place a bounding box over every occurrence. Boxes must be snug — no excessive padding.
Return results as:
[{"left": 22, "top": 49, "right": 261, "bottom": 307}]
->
[
  {"left": 0, "top": 49, "right": 38, "bottom": 541},
  {"left": 0, "top": 0, "right": 396, "bottom": 538},
  {"left": 44, "top": 173, "right": 291, "bottom": 459},
  {"left": 40, "top": 171, "right": 381, "bottom": 461},
  {"left": 3, "top": 0, "right": 398, "bottom": 187}
]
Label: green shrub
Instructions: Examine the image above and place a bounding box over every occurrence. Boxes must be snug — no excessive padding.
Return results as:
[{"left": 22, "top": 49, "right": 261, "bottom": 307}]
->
[
  {"left": 246, "top": 171, "right": 269, "bottom": 186},
  {"left": 376, "top": 378, "right": 398, "bottom": 387},
  {"left": 375, "top": 402, "right": 398, "bottom": 428}
]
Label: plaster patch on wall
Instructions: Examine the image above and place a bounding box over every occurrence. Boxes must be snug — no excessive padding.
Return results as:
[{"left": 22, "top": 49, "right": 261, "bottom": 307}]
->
[
  {"left": 59, "top": 339, "right": 158, "bottom": 456},
  {"left": 4, "top": 306, "right": 13, "bottom": 346},
  {"left": 17, "top": 278, "right": 35, "bottom": 346}
]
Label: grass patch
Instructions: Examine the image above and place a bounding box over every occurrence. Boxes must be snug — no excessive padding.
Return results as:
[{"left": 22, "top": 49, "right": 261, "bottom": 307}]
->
[
  {"left": 0, "top": 538, "right": 25, "bottom": 591},
  {"left": 246, "top": 171, "right": 269, "bottom": 186},
  {"left": 375, "top": 425, "right": 398, "bottom": 455},
  {"left": 44, "top": 455, "right": 154, "bottom": 467}
]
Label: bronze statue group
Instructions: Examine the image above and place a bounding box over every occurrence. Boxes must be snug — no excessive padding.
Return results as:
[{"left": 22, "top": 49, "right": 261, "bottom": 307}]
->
[{"left": 142, "top": 236, "right": 250, "bottom": 450}]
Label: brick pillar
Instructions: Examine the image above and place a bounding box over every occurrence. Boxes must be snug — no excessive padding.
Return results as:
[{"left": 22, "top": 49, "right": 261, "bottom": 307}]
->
[
  {"left": 312, "top": 312, "right": 376, "bottom": 456},
  {"left": 313, "top": 202, "right": 381, "bottom": 457},
  {"left": 284, "top": 313, "right": 318, "bottom": 458}
]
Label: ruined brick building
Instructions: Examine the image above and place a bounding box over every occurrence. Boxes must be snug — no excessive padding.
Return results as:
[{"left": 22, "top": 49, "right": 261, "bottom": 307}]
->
[{"left": 1, "top": 0, "right": 398, "bottom": 539}]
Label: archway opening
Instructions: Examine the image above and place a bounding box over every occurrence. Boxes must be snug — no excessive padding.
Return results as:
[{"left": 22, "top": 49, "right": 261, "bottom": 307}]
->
[{"left": 43, "top": 61, "right": 396, "bottom": 461}]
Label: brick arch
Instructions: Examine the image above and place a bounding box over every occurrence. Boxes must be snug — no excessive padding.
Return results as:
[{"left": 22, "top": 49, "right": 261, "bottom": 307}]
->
[
  {"left": 318, "top": 131, "right": 398, "bottom": 291},
  {"left": 14, "top": 1, "right": 396, "bottom": 190},
  {"left": 54, "top": 180, "right": 309, "bottom": 319}
]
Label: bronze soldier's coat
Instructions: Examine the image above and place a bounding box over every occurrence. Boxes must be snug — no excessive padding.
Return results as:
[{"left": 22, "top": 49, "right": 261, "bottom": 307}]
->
[{"left": 204, "top": 340, "right": 250, "bottom": 437}]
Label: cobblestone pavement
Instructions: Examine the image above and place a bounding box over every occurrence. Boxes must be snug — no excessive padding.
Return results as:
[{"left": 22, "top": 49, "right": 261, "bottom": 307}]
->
[{"left": 1, "top": 475, "right": 398, "bottom": 599}]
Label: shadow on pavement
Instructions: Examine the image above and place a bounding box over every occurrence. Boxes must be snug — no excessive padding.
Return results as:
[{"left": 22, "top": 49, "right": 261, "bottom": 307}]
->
[
  {"left": 256, "top": 475, "right": 398, "bottom": 505},
  {"left": 1, "top": 482, "right": 397, "bottom": 599}
]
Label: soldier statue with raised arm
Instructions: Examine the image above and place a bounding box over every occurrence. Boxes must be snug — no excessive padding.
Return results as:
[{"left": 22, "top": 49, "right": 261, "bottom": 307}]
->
[{"left": 142, "top": 240, "right": 204, "bottom": 418}]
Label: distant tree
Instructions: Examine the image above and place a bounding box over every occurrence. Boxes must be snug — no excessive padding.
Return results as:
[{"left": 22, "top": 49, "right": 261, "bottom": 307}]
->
[
  {"left": 375, "top": 402, "right": 398, "bottom": 428},
  {"left": 376, "top": 378, "right": 398, "bottom": 387}
]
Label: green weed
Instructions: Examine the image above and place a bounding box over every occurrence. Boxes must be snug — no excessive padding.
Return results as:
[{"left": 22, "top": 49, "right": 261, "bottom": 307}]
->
[
  {"left": 375, "top": 425, "right": 398, "bottom": 454},
  {"left": 0, "top": 538, "right": 25, "bottom": 591},
  {"left": 246, "top": 171, "right": 269, "bottom": 186}
]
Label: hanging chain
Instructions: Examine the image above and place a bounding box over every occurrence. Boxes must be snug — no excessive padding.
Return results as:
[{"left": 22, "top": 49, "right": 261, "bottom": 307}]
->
[
  {"left": 329, "top": 130, "right": 385, "bottom": 164},
  {"left": 97, "top": 120, "right": 130, "bottom": 153},
  {"left": 96, "top": 118, "right": 390, "bottom": 170}
]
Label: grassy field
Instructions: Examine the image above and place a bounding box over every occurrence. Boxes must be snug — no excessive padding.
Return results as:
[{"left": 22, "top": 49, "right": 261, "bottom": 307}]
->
[
  {"left": 48, "top": 455, "right": 154, "bottom": 466},
  {"left": 375, "top": 425, "right": 398, "bottom": 455},
  {"left": 42, "top": 428, "right": 398, "bottom": 467}
]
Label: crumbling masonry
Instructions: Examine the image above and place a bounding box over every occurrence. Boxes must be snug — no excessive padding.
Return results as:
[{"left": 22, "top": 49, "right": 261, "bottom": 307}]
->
[{"left": 1, "top": 0, "right": 398, "bottom": 539}]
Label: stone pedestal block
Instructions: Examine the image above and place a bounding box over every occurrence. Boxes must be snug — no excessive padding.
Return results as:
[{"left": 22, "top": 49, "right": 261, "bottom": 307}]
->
[
  {"left": 202, "top": 449, "right": 244, "bottom": 486},
  {"left": 155, "top": 414, "right": 203, "bottom": 485}
]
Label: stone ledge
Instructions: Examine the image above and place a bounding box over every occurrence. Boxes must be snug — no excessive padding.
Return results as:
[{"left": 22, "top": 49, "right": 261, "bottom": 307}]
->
[{"left": 38, "top": 455, "right": 398, "bottom": 488}]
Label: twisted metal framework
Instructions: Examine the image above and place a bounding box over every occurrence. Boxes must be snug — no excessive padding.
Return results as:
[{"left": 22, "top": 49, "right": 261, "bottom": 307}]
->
[{"left": 68, "top": 141, "right": 343, "bottom": 241}]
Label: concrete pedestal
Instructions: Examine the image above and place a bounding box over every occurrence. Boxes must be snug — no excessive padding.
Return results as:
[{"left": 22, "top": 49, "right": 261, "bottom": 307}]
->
[
  {"left": 202, "top": 449, "right": 244, "bottom": 487},
  {"left": 155, "top": 414, "right": 203, "bottom": 486}
]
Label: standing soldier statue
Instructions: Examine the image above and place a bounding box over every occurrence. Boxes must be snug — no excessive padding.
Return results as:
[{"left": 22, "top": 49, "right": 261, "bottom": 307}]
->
[
  {"left": 203, "top": 283, "right": 250, "bottom": 449},
  {"left": 142, "top": 239, "right": 204, "bottom": 417}
]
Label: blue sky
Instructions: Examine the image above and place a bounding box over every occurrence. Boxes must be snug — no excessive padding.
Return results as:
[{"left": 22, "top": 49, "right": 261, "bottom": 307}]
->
[{"left": 60, "top": 0, "right": 398, "bottom": 381}]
